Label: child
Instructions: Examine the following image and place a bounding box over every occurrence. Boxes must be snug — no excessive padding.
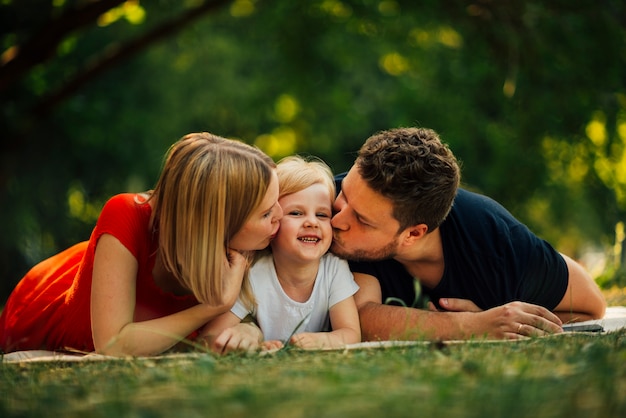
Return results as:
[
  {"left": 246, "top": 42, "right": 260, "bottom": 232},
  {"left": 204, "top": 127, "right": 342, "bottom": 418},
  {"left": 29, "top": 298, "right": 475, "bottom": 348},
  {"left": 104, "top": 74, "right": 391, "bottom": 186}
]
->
[
  {"left": 0, "top": 133, "right": 282, "bottom": 356},
  {"left": 201, "top": 155, "right": 361, "bottom": 353}
]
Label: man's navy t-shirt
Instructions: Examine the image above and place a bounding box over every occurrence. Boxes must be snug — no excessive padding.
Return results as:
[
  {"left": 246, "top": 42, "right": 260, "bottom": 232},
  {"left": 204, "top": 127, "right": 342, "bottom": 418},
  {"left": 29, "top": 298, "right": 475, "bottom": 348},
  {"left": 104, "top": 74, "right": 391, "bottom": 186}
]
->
[{"left": 335, "top": 174, "right": 568, "bottom": 310}]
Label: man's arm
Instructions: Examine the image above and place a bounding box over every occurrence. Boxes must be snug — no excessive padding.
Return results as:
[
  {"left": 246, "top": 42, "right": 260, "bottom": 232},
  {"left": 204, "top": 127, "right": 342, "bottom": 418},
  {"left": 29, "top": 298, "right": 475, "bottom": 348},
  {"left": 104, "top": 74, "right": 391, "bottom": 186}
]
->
[
  {"left": 552, "top": 254, "right": 606, "bottom": 323},
  {"left": 353, "top": 273, "right": 563, "bottom": 341}
]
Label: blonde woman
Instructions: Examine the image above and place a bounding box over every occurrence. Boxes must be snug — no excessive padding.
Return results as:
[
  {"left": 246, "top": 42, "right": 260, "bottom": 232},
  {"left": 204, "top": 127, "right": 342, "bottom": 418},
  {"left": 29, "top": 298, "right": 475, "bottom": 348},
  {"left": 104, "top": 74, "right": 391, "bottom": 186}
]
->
[
  {"left": 0, "top": 132, "right": 282, "bottom": 356},
  {"left": 202, "top": 155, "right": 360, "bottom": 353}
]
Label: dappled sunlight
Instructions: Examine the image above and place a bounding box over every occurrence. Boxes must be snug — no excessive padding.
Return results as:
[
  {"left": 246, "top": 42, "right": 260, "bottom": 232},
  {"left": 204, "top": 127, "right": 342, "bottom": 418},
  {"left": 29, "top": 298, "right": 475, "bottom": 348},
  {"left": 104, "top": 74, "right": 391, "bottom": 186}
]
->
[
  {"left": 252, "top": 95, "right": 302, "bottom": 159},
  {"left": 437, "top": 27, "right": 463, "bottom": 49},
  {"left": 408, "top": 26, "right": 463, "bottom": 49},
  {"left": 318, "top": 0, "right": 353, "bottom": 19},
  {"left": 67, "top": 186, "right": 101, "bottom": 224},
  {"left": 378, "top": 1, "right": 399, "bottom": 16},
  {"left": 523, "top": 197, "right": 555, "bottom": 242},
  {"left": 355, "top": 21, "right": 379, "bottom": 37},
  {"left": 586, "top": 113, "right": 607, "bottom": 147},
  {"left": 254, "top": 127, "right": 298, "bottom": 160},
  {"left": 614, "top": 222, "right": 625, "bottom": 267},
  {"left": 541, "top": 136, "right": 589, "bottom": 188},
  {"left": 541, "top": 112, "right": 626, "bottom": 208},
  {"left": 379, "top": 52, "right": 409, "bottom": 76},
  {"left": 98, "top": 0, "right": 146, "bottom": 27},
  {"left": 586, "top": 112, "right": 626, "bottom": 208},
  {"left": 503, "top": 77, "right": 516, "bottom": 98},
  {"left": 230, "top": 0, "right": 256, "bottom": 18},
  {"left": 566, "top": 144, "right": 590, "bottom": 183},
  {"left": 57, "top": 36, "right": 77, "bottom": 57},
  {"left": 274, "top": 94, "right": 300, "bottom": 123},
  {"left": 408, "top": 29, "right": 431, "bottom": 47}
]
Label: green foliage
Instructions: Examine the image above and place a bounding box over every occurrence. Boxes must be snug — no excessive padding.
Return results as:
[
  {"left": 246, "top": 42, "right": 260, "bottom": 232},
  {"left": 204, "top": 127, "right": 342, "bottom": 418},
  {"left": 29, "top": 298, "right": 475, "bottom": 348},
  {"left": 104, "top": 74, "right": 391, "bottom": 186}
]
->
[
  {"left": 1, "top": 0, "right": 625, "bottom": 298},
  {"left": 385, "top": 278, "right": 429, "bottom": 309},
  {"left": 1, "top": 332, "right": 625, "bottom": 417},
  {"left": 597, "top": 267, "right": 626, "bottom": 290}
]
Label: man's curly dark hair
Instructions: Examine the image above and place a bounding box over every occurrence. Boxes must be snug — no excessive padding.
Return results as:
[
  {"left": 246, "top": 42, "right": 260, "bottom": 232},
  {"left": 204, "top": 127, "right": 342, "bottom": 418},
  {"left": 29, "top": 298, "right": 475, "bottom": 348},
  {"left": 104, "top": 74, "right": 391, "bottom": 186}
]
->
[{"left": 356, "top": 127, "right": 460, "bottom": 233}]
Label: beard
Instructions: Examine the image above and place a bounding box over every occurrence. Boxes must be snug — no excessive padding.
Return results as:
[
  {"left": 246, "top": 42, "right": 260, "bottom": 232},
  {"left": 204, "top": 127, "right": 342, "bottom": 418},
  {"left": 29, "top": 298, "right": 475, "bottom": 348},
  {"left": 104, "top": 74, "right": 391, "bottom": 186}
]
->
[{"left": 330, "top": 233, "right": 398, "bottom": 262}]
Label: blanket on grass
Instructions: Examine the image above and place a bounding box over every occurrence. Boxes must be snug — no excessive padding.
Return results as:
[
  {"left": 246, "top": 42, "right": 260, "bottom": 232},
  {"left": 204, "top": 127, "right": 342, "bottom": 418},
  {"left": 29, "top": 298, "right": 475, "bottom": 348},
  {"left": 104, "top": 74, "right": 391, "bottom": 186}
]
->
[{"left": 3, "top": 306, "right": 626, "bottom": 363}]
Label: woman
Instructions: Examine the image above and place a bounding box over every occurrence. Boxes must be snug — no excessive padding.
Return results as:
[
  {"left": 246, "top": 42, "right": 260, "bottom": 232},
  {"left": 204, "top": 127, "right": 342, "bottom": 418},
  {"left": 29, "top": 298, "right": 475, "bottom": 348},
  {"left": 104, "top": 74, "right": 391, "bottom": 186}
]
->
[{"left": 0, "top": 132, "right": 282, "bottom": 356}]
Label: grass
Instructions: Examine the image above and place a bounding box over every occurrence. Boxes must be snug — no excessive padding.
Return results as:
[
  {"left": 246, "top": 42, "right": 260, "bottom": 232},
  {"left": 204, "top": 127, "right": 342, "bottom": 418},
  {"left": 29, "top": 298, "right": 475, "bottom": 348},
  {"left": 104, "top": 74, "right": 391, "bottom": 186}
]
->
[{"left": 1, "top": 288, "right": 626, "bottom": 418}]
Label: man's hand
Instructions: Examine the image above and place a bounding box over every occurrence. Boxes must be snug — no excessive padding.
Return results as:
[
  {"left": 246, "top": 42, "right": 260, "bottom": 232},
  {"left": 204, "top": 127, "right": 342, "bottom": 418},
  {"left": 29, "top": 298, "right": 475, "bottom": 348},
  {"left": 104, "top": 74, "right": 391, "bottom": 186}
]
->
[{"left": 433, "top": 298, "right": 564, "bottom": 339}]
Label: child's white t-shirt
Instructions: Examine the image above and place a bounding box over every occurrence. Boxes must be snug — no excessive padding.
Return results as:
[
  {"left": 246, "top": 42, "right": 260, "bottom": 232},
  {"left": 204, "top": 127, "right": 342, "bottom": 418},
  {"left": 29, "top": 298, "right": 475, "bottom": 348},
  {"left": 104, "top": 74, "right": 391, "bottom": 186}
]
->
[{"left": 231, "top": 253, "right": 359, "bottom": 342}]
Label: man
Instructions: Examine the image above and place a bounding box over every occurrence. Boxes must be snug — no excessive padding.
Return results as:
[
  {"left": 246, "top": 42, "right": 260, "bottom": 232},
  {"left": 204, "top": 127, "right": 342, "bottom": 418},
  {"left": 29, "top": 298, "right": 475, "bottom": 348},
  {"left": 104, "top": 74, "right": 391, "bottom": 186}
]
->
[{"left": 331, "top": 127, "right": 606, "bottom": 341}]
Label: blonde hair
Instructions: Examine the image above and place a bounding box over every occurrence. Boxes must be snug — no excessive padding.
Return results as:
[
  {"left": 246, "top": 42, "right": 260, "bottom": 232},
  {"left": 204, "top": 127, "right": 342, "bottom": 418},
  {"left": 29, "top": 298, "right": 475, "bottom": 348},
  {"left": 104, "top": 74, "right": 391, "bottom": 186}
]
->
[
  {"left": 149, "top": 132, "right": 275, "bottom": 305},
  {"left": 275, "top": 155, "right": 336, "bottom": 201}
]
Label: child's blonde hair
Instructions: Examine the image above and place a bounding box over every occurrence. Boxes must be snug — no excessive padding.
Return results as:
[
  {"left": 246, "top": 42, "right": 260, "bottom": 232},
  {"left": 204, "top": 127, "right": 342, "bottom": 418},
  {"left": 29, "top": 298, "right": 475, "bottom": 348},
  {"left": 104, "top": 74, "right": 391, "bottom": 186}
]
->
[
  {"left": 149, "top": 132, "right": 276, "bottom": 306},
  {"left": 276, "top": 155, "right": 335, "bottom": 201}
]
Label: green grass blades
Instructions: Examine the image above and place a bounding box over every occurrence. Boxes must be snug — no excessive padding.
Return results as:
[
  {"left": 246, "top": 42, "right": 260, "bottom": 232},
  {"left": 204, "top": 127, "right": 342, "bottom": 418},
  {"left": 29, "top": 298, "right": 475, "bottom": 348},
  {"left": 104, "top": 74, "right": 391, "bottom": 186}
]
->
[{"left": 2, "top": 331, "right": 625, "bottom": 418}]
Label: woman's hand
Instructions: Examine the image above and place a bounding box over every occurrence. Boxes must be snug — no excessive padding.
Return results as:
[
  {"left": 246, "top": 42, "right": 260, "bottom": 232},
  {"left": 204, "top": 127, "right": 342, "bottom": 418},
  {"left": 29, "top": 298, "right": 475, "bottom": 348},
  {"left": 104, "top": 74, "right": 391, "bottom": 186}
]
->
[{"left": 221, "top": 249, "right": 250, "bottom": 306}]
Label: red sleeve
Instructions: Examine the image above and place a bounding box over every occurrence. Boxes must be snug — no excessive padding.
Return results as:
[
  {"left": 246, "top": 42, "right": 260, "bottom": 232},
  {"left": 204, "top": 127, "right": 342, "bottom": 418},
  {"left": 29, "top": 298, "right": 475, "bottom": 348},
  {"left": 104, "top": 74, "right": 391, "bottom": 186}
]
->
[{"left": 91, "top": 194, "right": 153, "bottom": 260}]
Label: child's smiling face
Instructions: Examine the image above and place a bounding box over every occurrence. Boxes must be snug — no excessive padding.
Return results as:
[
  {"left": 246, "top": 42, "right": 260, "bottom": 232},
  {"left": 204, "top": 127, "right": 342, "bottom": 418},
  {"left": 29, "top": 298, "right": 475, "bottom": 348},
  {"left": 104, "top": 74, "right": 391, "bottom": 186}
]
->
[{"left": 271, "top": 183, "right": 333, "bottom": 262}]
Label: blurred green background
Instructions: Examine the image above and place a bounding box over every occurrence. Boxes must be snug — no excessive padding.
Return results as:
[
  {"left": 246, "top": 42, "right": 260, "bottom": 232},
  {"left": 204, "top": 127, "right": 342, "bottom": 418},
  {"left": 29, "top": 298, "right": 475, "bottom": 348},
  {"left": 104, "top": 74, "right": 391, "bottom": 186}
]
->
[{"left": 1, "top": 0, "right": 625, "bottom": 301}]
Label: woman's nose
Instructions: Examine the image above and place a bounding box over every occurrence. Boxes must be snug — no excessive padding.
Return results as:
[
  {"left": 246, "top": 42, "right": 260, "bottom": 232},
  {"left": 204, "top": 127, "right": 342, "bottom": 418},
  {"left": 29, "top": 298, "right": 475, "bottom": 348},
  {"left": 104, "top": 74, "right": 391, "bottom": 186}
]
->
[{"left": 274, "top": 204, "right": 283, "bottom": 222}]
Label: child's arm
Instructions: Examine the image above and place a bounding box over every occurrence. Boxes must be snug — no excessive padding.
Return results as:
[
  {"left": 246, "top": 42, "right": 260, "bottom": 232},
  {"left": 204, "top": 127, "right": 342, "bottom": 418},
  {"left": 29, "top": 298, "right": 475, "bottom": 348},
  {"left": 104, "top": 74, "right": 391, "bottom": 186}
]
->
[
  {"left": 198, "top": 312, "right": 263, "bottom": 355},
  {"left": 289, "top": 296, "right": 361, "bottom": 350}
]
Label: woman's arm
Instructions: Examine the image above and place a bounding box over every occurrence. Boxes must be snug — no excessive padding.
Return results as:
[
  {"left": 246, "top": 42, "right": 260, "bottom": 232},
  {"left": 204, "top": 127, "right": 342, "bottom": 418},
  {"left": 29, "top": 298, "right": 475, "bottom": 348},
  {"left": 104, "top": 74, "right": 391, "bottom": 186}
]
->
[
  {"left": 91, "top": 234, "right": 239, "bottom": 356},
  {"left": 289, "top": 295, "right": 361, "bottom": 350}
]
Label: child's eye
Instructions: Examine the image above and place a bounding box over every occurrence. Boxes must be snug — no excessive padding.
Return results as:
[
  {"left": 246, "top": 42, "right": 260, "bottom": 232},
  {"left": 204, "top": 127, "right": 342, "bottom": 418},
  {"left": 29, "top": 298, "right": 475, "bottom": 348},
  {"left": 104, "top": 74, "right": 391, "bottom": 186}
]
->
[
  {"left": 316, "top": 212, "right": 330, "bottom": 218},
  {"left": 289, "top": 210, "right": 303, "bottom": 216}
]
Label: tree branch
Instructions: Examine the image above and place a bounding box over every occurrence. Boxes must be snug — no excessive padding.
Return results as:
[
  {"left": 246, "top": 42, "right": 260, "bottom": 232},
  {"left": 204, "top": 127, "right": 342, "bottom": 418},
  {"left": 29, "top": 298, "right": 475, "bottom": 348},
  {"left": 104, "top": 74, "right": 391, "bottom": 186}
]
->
[
  {"left": 32, "top": 0, "right": 233, "bottom": 117},
  {"left": 0, "top": 0, "right": 126, "bottom": 92}
]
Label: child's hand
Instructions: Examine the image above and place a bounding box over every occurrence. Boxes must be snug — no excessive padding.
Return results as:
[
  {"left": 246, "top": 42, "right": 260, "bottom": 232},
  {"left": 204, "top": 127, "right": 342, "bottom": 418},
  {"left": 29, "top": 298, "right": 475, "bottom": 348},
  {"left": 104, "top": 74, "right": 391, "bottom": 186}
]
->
[
  {"left": 289, "top": 333, "right": 329, "bottom": 350},
  {"left": 210, "top": 322, "right": 262, "bottom": 355},
  {"left": 261, "top": 340, "right": 284, "bottom": 352}
]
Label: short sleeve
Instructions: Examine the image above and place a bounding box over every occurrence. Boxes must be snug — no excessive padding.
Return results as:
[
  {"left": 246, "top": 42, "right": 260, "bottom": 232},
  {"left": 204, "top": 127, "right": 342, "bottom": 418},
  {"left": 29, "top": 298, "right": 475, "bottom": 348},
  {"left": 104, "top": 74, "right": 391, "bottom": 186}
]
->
[
  {"left": 91, "top": 194, "right": 152, "bottom": 260},
  {"left": 324, "top": 254, "right": 359, "bottom": 307},
  {"left": 231, "top": 299, "right": 250, "bottom": 319}
]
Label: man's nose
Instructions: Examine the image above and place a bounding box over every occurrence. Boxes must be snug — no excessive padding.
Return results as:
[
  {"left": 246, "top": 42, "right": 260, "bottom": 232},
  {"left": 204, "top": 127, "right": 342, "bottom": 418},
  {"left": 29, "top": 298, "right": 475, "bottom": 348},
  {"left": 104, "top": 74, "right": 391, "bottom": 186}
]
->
[{"left": 331, "top": 196, "right": 348, "bottom": 230}]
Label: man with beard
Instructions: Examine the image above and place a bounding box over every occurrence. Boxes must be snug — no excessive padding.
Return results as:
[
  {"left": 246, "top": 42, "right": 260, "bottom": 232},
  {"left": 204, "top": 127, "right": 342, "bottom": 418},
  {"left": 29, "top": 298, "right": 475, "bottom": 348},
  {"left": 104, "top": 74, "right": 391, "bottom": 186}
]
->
[{"left": 331, "top": 127, "right": 606, "bottom": 341}]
